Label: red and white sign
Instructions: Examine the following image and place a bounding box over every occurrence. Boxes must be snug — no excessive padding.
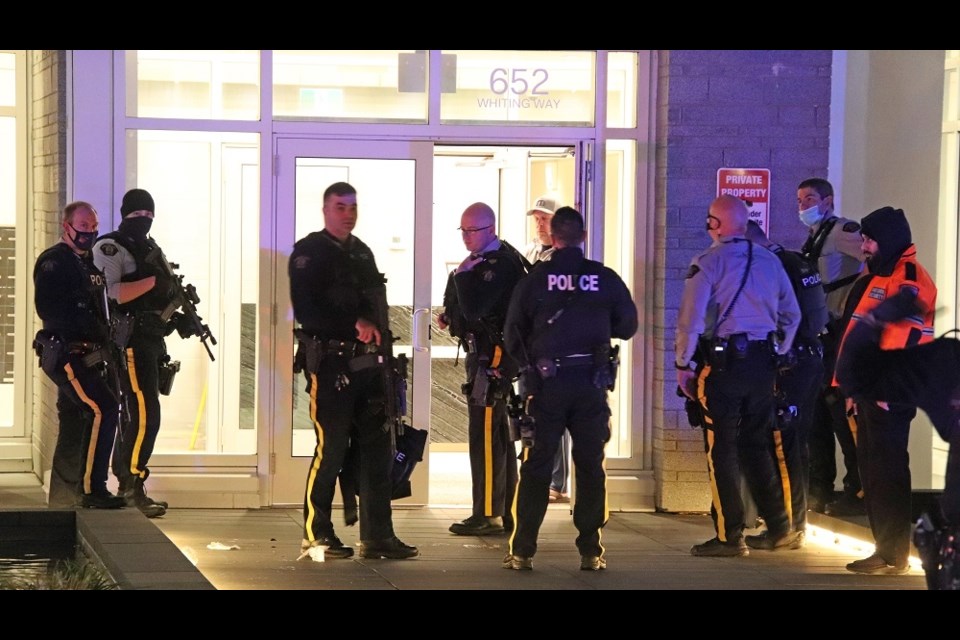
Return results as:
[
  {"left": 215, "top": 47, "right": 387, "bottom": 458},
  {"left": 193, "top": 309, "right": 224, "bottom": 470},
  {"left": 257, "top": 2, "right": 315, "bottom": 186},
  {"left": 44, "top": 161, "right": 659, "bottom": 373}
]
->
[{"left": 717, "top": 168, "right": 770, "bottom": 234}]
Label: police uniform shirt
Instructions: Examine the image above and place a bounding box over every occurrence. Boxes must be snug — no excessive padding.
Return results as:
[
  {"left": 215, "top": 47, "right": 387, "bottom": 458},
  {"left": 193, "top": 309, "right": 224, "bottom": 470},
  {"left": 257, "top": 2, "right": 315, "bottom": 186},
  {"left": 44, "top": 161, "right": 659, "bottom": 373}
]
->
[
  {"left": 504, "top": 247, "right": 638, "bottom": 365},
  {"left": 34, "top": 242, "right": 110, "bottom": 343},
  {"left": 807, "top": 213, "right": 864, "bottom": 319},
  {"left": 92, "top": 234, "right": 138, "bottom": 302},
  {"left": 675, "top": 236, "right": 800, "bottom": 369},
  {"left": 289, "top": 229, "right": 382, "bottom": 341}
]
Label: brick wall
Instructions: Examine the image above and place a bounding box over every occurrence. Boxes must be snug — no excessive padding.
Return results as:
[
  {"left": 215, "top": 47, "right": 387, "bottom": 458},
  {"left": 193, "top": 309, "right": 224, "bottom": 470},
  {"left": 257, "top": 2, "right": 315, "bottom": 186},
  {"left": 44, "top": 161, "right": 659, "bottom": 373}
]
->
[
  {"left": 654, "top": 50, "right": 832, "bottom": 512},
  {"left": 29, "top": 50, "right": 67, "bottom": 488}
]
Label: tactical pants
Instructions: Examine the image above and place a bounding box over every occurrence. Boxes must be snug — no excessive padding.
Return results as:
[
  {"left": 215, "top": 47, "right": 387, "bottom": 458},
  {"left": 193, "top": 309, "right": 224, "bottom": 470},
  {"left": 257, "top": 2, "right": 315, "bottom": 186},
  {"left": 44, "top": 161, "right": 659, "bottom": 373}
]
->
[
  {"left": 48, "top": 353, "right": 119, "bottom": 503},
  {"left": 775, "top": 350, "right": 824, "bottom": 529},
  {"left": 510, "top": 366, "right": 609, "bottom": 559},
  {"left": 302, "top": 357, "right": 395, "bottom": 544},
  {"left": 114, "top": 333, "right": 165, "bottom": 485},
  {"left": 856, "top": 400, "right": 915, "bottom": 566},
  {"left": 697, "top": 346, "right": 791, "bottom": 543},
  {"left": 465, "top": 352, "right": 517, "bottom": 523}
]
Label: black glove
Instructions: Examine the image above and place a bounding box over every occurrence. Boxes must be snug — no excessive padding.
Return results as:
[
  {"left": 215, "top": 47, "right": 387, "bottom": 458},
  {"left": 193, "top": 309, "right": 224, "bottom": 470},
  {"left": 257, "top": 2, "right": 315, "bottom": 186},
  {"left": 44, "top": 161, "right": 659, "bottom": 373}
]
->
[{"left": 870, "top": 289, "right": 921, "bottom": 325}]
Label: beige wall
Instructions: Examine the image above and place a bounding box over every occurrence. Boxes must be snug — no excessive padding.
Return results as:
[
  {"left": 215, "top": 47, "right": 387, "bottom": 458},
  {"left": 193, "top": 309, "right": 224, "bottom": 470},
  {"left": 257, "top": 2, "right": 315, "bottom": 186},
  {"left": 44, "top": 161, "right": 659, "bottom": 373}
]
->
[{"left": 29, "top": 50, "right": 67, "bottom": 494}]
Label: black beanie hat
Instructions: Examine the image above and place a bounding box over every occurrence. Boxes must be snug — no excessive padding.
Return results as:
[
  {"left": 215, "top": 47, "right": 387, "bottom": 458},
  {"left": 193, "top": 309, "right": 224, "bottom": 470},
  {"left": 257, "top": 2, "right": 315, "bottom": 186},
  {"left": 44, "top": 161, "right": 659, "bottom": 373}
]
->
[
  {"left": 120, "top": 188, "right": 155, "bottom": 217},
  {"left": 860, "top": 206, "right": 911, "bottom": 261}
]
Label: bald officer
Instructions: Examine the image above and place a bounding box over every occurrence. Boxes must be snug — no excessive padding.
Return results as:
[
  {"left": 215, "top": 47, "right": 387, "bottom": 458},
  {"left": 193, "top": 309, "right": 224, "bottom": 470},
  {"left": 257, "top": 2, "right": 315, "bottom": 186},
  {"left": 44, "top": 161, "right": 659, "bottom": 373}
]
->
[
  {"left": 502, "top": 206, "right": 637, "bottom": 571},
  {"left": 677, "top": 195, "right": 801, "bottom": 557}
]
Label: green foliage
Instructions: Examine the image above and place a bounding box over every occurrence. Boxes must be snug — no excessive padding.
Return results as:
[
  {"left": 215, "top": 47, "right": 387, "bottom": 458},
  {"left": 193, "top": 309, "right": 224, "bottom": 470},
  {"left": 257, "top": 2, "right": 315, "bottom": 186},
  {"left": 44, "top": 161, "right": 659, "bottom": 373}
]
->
[{"left": 0, "top": 556, "right": 118, "bottom": 590}]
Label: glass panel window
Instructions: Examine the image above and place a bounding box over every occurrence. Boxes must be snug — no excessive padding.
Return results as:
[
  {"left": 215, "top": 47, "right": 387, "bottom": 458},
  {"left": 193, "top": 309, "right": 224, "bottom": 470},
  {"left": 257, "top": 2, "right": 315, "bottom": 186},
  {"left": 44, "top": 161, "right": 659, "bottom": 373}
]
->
[
  {"left": 604, "top": 140, "right": 636, "bottom": 458},
  {"left": 128, "top": 50, "right": 260, "bottom": 120},
  {"left": 440, "top": 50, "right": 595, "bottom": 125},
  {"left": 0, "top": 52, "right": 15, "bottom": 107},
  {"left": 128, "top": 130, "right": 259, "bottom": 454},
  {"left": 274, "top": 50, "right": 428, "bottom": 122},
  {"left": 607, "top": 52, "right": 638, "bottom": 128}
]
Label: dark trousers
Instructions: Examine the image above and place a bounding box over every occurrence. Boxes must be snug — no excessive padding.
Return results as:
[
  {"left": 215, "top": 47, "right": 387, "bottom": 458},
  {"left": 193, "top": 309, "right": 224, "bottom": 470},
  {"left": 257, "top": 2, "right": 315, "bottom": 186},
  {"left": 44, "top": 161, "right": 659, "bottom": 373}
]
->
[
  {"left": 856, "top": 400, "right": 915, "bottom": 565},
  {"left": 465, "top": 353, "right": 517, "bottom": 521},
  {"left": 48, "top": 353, "right": 119, "bottom": 503},
  {"left": 776, "top": 351, "right": 824, "bottom": 529},
  {"left": 510, "top": 367, "right": 608, "bottom": 558},
  {"left": 114, "top": 334, "right": 164, "bottom": 484},
  {"left": 698, "top": 348, "right": 790, "bottom": 543},
  {"left": 809, "top": 336, "right": 861, "bottom": 502},
  {"left": 302, "top": 358, "right": 395, "bottom": 543}
]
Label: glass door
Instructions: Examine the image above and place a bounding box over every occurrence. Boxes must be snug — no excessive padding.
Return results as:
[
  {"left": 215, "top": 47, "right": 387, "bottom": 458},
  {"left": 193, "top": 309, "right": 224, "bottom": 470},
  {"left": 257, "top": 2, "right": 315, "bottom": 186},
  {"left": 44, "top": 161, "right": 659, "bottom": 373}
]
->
[{"left": 272, "top": 139, "right": 434, "bottom": 506}]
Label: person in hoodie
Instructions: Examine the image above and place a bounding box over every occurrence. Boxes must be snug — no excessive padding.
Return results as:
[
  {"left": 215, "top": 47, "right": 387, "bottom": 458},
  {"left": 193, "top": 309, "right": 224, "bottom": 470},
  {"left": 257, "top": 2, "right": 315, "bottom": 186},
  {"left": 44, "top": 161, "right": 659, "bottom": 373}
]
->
[
  {"left": 835, "top": 290, "right": 960, "bottom": 588},
  {"left": 835, "top": 206, "right": 937, "bottom": 575}
]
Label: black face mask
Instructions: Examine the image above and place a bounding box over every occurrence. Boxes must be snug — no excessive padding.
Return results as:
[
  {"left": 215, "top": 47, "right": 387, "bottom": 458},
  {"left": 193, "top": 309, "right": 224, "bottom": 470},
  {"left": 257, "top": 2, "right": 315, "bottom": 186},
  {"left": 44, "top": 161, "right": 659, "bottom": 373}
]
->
[
  {"left": 69, "top": 224, "right": 98, "bottom": 251},
  {"left": 119, "top": 216, "right": 153, "bottom": 238}
]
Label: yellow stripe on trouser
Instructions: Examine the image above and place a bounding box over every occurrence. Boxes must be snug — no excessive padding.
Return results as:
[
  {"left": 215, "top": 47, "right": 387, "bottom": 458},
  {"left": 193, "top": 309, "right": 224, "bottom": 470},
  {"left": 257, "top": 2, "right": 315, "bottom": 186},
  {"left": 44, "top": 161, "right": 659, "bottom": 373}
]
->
[
  {"left": 704, "top": 429, "right": 727, "bottom": 541},
  {"left": 65, "top": 362, "right": 101, "bottom": 495},
  {"left": 507, "top": 447, "right": 529, "bottom": 553},
  {"left": 772, "top": 429, "right": 793, "bottom": 529},
  {"left": 304, "top": 372, "right": 325, "bottom": 543},
  {"left": 125, "top": 348, "right": 148, "bottom": 478},
  {"left": 698, "top": 365, "right": 727, "bottom": 540},
  {"left": 482, "top": 345, "right": 502, "bottom": 517},
  {"left": 484, "top": 405, "right": 494, "bottom": 515}
]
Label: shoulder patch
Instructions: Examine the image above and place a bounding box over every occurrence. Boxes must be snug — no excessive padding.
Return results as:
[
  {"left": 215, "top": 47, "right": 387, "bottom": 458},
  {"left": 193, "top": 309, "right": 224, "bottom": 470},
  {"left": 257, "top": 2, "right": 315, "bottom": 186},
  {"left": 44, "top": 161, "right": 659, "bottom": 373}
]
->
[
  {"left": 685, "top": 264, "right": 700, "bottom": 279},
  {"left": 99, "top": 243, "right": 118, "bottom": 256},
  {"left": 483, "top": 269, "right": 495, "bottom": 282},
  {"left": 842, "top": 221, "right": 860, "bottom": 233},
  {"left": 40, "top": 259, "right": 56, "bottom": 272},
  {"left": 293, "top": 255, "right": 311, "bottom": 269}
]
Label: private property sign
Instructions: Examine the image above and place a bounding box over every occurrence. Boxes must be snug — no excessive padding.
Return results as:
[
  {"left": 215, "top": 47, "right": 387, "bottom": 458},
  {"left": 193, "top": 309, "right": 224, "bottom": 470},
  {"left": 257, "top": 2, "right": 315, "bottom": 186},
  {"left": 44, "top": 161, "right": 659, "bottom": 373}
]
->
[{"left": 717, "top": 168, "right": 770, "bottom": 233}]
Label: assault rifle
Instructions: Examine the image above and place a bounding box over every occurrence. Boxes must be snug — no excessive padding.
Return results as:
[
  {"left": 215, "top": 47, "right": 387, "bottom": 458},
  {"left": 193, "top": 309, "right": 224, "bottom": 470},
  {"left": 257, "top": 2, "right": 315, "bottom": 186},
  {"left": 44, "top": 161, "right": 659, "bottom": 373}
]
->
[
  {"left": 144, "top": 241, "right": 218, "bottom": 361},
  {"left": 363, "top": 278, "right": 426, "bottom": 500},
  {"left": 362, "top": 279, "right": 409, "bottom": 436}
]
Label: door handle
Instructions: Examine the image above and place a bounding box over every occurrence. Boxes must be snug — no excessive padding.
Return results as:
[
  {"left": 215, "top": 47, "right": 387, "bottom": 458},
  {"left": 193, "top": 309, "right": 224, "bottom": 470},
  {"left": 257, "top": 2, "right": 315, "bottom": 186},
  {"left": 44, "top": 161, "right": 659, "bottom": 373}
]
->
[{"left": 412, "top": 308, "right": 430, "bottom": 352}]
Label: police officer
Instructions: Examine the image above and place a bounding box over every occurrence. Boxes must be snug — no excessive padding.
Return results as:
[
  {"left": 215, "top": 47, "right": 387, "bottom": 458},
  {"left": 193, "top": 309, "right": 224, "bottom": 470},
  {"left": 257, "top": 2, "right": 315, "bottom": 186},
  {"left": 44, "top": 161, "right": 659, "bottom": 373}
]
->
[
  {"left": 439, "top": 202, "right": 526, "bottom": 536},
  {"left": 797, "top": 177, "right": 866, "bottom": 515},
  {"left": 835, "top": 291, "right": 959, "bottom": 588},
  {"left": 33, "top": 201, "right": 125, "bottom": 509},
  {"left": 290, "top": 181, "right": 418, "bottom": 560},
  {"left": 502, "top": 206, "right": 637, "bottom": 571},
  {"left": 678, "top": 195, "right": 801, "bottom": 557},
  {"left": 837, "top": 206, "right": 936, "bottom": 575},
  {"left": 745, "top": 220, "right": 828, "bottom": 537},
  {"left": 92, "top": 189, "right": 173, "bottom": 519}
]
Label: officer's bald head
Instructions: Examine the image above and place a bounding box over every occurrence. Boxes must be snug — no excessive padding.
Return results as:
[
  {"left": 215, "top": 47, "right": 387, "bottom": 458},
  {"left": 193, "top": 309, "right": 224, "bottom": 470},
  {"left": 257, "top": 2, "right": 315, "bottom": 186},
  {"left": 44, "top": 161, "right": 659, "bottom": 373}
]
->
[
  {"left": 461, "top": 202, "right": 496, "bottom": 229},
  {"left": 708, "top": 195, "right": 748, "bottom": 238}
]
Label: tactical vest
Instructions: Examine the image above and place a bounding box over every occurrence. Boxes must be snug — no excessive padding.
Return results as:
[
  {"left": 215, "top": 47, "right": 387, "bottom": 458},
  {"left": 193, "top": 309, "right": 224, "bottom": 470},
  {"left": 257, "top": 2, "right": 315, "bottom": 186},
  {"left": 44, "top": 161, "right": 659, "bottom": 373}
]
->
[
  {"left": 97, "top": 231, "right": 171, "bottom": 315},
  {"left": 774, "top": 246, "right": 828, "bottom": 343}
]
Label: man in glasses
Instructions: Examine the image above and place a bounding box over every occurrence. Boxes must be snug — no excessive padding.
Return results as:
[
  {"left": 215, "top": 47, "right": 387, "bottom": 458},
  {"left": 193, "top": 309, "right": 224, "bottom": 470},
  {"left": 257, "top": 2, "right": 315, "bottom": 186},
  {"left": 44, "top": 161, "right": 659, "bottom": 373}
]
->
[
  {"left": 438, "top": 202, "right": 528, "bottom": 536},
  {"left": 677, "top": 195, "right": 801, "bottom": 557}
]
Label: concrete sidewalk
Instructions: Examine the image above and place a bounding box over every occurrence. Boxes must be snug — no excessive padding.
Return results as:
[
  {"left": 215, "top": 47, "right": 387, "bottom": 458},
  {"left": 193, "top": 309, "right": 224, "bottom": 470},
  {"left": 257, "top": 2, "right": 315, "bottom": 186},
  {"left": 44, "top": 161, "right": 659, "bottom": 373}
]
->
[{"left": 150, "top": 506, "right": 925, "bottom": 590}]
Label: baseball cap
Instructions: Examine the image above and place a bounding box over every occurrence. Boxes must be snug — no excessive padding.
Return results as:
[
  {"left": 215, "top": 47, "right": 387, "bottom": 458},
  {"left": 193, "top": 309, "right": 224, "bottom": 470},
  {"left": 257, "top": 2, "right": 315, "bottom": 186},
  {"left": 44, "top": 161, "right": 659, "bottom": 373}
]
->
[{"left": 527, "top": 194, "right": 560, "bottom": 216}]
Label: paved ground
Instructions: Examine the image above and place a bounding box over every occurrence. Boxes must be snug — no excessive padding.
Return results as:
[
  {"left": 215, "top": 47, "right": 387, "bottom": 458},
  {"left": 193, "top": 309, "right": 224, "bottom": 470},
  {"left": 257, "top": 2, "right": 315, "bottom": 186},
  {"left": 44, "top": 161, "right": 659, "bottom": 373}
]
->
[
  {"left": 150, "top": 506, "right": 926, "bottom": 590},
  {"left": 1, "top": 474, "right": 928, "bottom": 590}
]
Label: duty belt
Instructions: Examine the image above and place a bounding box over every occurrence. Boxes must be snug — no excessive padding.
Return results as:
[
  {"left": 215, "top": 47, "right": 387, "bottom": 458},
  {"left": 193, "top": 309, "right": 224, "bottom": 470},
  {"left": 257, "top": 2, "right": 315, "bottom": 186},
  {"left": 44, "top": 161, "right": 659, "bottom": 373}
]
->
[
  {"left": 66, "top": 342, "right": 110, "bottom": 368},
  {"left": 791, "top": 342, "right": 824, "bottom": 359},
  {"left": 66, "top": 341, "right": 101, "bottom": 354},
  {"left": 535, "top": 353, "right": 594, "bottom": 378},
  {"left": 321, "top": 339, "right": 379, "bottom": 358}
]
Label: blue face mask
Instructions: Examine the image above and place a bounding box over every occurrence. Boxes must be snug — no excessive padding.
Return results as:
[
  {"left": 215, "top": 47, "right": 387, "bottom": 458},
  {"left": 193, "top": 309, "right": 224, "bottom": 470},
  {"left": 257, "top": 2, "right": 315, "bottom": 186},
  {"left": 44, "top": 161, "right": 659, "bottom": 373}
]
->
[
  {"left": 69, "top": 224, "right": 98, "bottom": 251},
  {"left": 798, "top": 205, "right": 823, "bottom": 227}
]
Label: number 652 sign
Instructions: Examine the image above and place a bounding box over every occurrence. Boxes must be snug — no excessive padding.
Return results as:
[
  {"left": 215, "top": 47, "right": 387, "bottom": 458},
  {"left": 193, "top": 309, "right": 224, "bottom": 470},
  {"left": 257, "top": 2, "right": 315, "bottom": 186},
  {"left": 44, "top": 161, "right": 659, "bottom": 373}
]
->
[{"left": 489, "top": 68, "right": 549, "bottom": 96}]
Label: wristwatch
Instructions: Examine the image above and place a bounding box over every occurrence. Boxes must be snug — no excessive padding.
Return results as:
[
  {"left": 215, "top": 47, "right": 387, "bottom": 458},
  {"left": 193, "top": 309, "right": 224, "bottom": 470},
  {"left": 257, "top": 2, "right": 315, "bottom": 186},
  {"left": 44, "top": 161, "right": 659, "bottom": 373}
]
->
[{"left": 675, "top": 361, "right": 693, "bottom": 371}]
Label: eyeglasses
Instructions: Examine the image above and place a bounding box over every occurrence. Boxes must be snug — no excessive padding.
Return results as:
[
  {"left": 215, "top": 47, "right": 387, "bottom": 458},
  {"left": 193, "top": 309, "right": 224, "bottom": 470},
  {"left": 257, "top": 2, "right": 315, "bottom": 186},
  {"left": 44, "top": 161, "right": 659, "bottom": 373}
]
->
[
  {"left": 458, "top": 225, "right": 492, "bottom": 235},
  {"left": 706, "top": 214, "right": 722, "bottom": 231}
]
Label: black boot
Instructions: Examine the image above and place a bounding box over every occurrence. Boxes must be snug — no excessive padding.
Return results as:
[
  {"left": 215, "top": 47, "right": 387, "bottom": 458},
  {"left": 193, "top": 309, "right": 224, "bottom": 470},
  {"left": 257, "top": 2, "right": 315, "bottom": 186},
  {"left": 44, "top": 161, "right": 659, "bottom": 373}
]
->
[{"left": 123, "top": 476, "right": 167, "bottom": 518}]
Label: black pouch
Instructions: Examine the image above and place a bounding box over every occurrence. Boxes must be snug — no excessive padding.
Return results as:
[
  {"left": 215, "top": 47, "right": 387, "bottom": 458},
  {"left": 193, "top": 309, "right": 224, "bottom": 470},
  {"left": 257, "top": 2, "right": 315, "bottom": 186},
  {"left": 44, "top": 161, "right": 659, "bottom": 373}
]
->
[
  {"left": 469, "top": 371, "right": 492, "bottom": 406},
  {"left": 158, "top": 357, "right": 181, "bottom": 396},
  {"left": 535, "top": 358, "right": 557, "bottom": 379},
  {"left": 728, "top": 333, "right": 749, "bottom": 361},
  {"left": 34, "top": 330, "right": 64, "bottom": 378}
]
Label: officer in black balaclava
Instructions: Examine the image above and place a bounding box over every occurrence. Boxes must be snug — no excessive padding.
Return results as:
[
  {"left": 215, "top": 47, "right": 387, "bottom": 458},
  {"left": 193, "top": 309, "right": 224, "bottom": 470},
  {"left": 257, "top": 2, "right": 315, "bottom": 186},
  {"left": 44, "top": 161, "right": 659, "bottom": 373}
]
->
[{"left": 92, "top": 188, "right": 178, "bottom": 518}]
